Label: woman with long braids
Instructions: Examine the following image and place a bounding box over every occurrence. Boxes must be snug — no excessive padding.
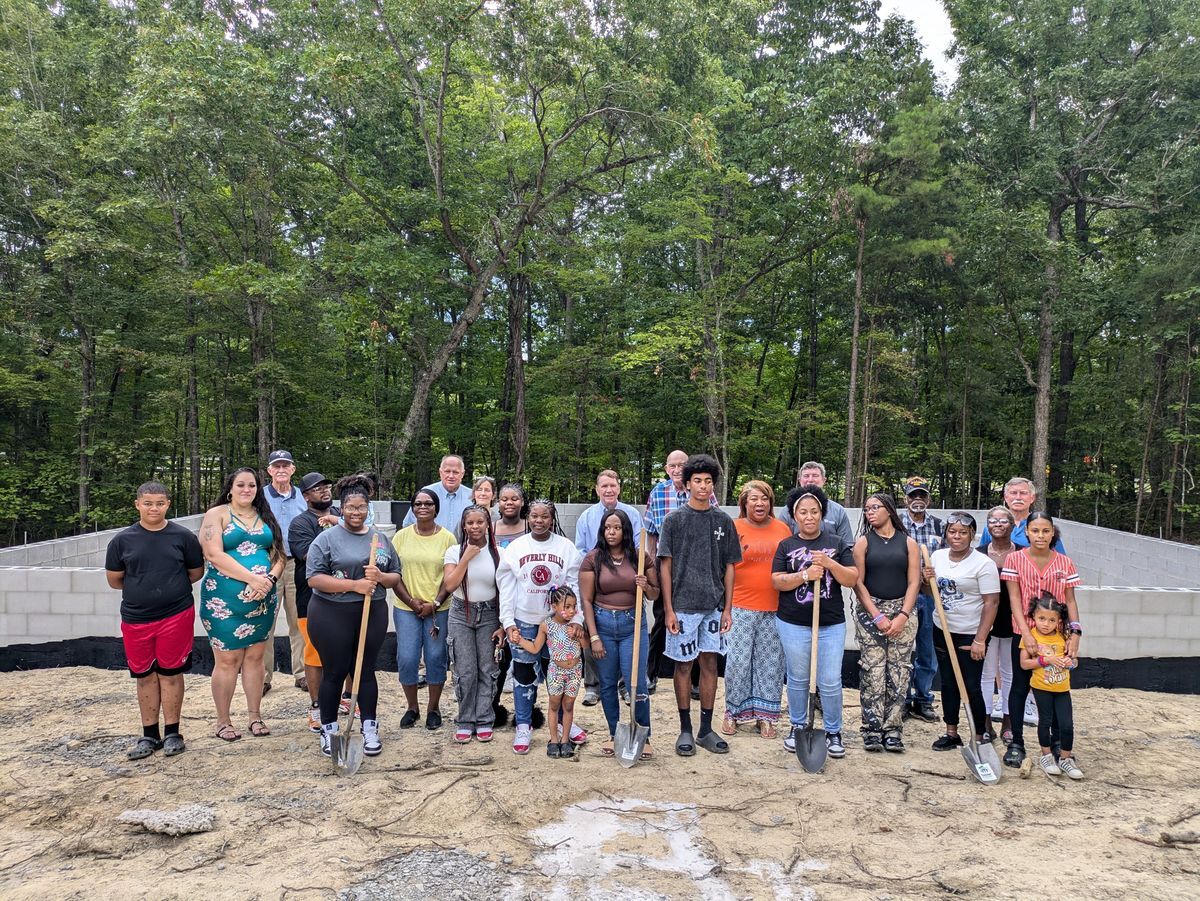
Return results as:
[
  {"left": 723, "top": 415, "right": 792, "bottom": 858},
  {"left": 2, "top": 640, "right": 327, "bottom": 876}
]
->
[
  {"left": 305, "top": 474, "right": 402, "bottom": 758},
  {"left": 851, "top": 492, "right": 920, "bottom": 753},
  {"left": 198, "top": 467, "right": 287, "bottom": 742},
  {"left": 444, "top": 505, "right": 504, "bottom": 743},
  {"left": 496, "top": 498, "right": 583, "bottom": 755}
]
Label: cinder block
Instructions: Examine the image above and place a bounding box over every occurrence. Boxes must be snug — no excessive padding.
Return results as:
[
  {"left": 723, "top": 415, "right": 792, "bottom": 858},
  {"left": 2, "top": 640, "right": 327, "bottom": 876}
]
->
[
  {"left": 1136, "top": 637, "right": 1196, "bottom": 657},
  {"left": 71, "top": 569, "right": 111, "bottom": 592},
  {"left": 1164, "top": 614, "right": 1200, "bottom": 640},
  {"left": 1076, "top": 590, "right": 1126, "bottom": 616},
  {"left": 3, "top": 591, "right": 47, "bottom": 614},
  {"left": 50, "top": 593, "right": 95, "bottom": 615},
  {"left": 1142, "top": 593, "right": 1198, "bottom": 616},
  {"left": 1081, "top": 612, "right": 1115, "bottom": 637},
  {"left": 71, "top": 614, "right": 119, "bottom": 637},
  {"left": 0, "top": 613, "right": 28, "bottom": 638},
  {"left": 27, "top": 613, "right": 62, "bottom": 637},
  {"left": 1115, "top": 614, "right": 1166, "bottom": 639},
  {"left": 0, "top": 569, "right": 28, "bottom": 591},
  {"left": 1080, "top": 637, "right": 1127, "bottom": 659},
  {"left": 29, "top": 569, "right": 72, "bottom": 592}
]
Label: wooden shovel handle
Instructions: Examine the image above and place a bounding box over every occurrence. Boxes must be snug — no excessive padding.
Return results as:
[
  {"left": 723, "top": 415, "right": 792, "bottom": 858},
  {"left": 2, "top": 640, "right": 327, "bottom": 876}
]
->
[{"left": 627, "top": 530, "right": 648, "bottom": 719}]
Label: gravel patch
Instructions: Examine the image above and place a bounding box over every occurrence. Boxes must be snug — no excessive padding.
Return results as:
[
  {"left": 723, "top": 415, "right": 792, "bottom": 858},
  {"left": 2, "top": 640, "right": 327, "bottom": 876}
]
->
[{"left": 339, "top": 848, "right": 517, "bottom": 900}]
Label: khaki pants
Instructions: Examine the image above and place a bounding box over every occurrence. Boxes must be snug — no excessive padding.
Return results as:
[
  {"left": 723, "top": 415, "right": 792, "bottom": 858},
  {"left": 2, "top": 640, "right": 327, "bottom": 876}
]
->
[{"left": 263, "top": 558, "right": 303, "bottom": 683}]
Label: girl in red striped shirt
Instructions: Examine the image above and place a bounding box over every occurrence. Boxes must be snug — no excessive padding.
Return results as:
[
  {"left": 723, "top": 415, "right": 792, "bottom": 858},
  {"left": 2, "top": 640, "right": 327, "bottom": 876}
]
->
[{"left": 998, "top": 513, "right": 1082, "bottom": 770}]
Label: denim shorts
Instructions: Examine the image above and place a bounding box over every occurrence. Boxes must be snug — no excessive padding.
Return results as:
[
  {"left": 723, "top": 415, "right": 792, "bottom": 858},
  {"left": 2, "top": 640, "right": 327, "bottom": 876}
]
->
[{"left": 665, "top": 609, "right": 727, "bottom": 662}]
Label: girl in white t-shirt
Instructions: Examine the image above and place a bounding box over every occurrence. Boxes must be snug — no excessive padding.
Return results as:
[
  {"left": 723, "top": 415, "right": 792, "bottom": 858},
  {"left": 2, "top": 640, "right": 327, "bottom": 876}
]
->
[
  {"left": 444, "top": 506, "right": 503, "bottom": 743},
  {"left": 921, "top": 512, "right": 1001, "bottom": 751}
]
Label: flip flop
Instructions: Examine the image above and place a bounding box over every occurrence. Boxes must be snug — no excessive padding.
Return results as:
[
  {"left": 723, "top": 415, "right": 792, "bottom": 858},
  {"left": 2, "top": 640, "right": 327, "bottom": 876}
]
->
[
  {"left": 600, "top": 739, "right": 615, "bottom": 757},
  {"left": 248, "top": 719, "right": 271, "bottom": 737},
  {"left": 675, "top": 731, "right": 696, "bottom": 757},
  {"left": 215, "top": 724, "right": 241, "bottom": 742},
  {"left": 720, "top": 714, "right": 738, "bottom": 736},
  {"left": 758, "top": 721, "right": 777, "bottom": 740},
  {"left": 641, "top": 742, "right": 655, "bottom": 760},
  {"left": 162, "top": 734, "right": 187, "bottom": 757},
  {"left": 696, "top": 731, "right": 730, "bottom": 754},
  {"left": 127, "top": 737, "right": 161, "bottom": 760}
]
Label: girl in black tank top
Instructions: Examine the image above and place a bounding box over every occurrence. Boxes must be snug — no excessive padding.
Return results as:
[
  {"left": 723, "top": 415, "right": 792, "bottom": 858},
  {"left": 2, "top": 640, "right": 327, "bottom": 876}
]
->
[{"left": 851, "top": 492, "right": 919, "bottom": 752}]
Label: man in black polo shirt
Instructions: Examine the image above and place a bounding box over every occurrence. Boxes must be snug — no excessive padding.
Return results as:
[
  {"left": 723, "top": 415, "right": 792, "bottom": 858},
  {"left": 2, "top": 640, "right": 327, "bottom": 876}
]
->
[{"left": 105, "top": 482, "right": 204, "bottom": 760}]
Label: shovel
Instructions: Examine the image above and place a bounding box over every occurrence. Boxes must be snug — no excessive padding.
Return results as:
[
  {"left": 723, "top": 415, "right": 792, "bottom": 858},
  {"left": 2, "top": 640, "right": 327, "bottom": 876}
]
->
[
  {"left": 921, "top": 545, "right": 1002, "bottom": 786},
  {"left": 795, "top": 577, "right": 827, "bottom": 773},
  {"left": 615, "top": 529, "right": 650, "bottom": 767},
  {"left": 332, "top": 533, "right": 381, "bottom": 776}
]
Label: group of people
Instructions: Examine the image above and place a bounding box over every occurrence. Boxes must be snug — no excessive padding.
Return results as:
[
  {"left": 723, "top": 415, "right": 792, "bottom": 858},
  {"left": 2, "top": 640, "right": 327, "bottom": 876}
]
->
[{"left": 104, "top": 450, "right": 1086, "bottom": 780}]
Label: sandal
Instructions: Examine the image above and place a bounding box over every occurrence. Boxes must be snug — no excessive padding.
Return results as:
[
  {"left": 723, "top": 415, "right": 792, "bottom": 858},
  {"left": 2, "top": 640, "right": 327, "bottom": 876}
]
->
[
  {"left": 162, "top": 733, "right": 187, "bottom": 757},
  {"left": 641, "top": 742, "right": 655, "bottom": 760},
  {"left": 127, "top": 736, "right": 161, "bottom": 760},
  {"left": 675, "top": 731, "right": 696, "bottom": 757},
  {"left": 696, "top": 731, "right": 730, "bottom": 754},
  {"left": 248, "top": 719, "right": 271, "bottom": 737},
  {"left": 215, "top": 723, "right": 241, "bottom": 742},
  {"left": 600, "top": 738, "right": 616, "bottom": 757},
  {"left": 721, "top": 714, "right": 738, "bottom": 736},
  {"left": 758, "top": 721, "right": 777, "bottom": 740}
]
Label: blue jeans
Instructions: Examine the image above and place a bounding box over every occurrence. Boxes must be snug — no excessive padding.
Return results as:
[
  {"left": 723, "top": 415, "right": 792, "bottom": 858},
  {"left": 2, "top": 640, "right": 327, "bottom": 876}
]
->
[
  {"left": 775, "top": 618, "right": 846, "bottom": 733},
  {"left": 593, "top": 607, "right": 650, "bottom": 738},
  {"left": 393, "top": 607, "right": 449, "bottom": 686},
  {"left": 907, "top": 593, "right": 936, "bottom": 705},
  {"left": 510, "top": 619, "right": 547, "bottom": 727}
]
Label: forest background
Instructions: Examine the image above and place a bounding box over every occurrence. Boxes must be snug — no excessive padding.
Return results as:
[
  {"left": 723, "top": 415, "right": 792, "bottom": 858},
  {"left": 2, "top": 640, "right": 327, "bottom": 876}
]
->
[{"left": 1, "top": 0, "right": 1197, "bottom": 545}]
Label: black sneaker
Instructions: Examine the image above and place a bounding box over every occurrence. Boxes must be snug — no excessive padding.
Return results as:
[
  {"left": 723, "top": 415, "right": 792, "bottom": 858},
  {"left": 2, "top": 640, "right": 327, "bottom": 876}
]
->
[
  {"left": 399, "top": 709, "right": 420, "bottom": 729},
  {"left": 426, "top": 709, "right": 443, "bottom": 731},
  {"left": 909, "top": 701, "right": 938, "bottom": 723},
  {"left": 825, "top": 732, "right": 845, "bottom": 758},
  {"left": 883, "top": 734, "right": 905, "bottom": 753},
  {"left": 1003, "top": 742, "right": 1026, "bottom": 768},
  {"left": 862, "top": 733, "right": 884, "bottom": 753},
  {"left": 932, "top": 733, "right": 963, "bottom": 751}
]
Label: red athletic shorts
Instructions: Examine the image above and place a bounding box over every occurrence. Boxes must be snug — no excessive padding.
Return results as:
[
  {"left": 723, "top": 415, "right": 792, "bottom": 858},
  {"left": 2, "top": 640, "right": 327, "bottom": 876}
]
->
[{"left": 121, "top": 607, "right": 195, "bottom": 677}]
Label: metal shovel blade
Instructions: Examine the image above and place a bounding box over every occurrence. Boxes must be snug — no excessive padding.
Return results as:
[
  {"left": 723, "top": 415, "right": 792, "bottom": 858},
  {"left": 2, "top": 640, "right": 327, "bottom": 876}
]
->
[
  {"left": 961, "top": 741, "right": 1002, "bottom": 785},
  {"left": 331, "top": 730, "right": 364, "bottom": 777},
  {"left": 614, "top": 720, "right": 649, "bottom": 769},
  {"left": 795, "top": 695, "right": 827, "bottom": 773}
]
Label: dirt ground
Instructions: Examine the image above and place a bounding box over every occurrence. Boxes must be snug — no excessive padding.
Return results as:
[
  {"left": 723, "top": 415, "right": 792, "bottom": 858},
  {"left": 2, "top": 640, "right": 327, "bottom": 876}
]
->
[{"left": 0, "top": 667, "right": 1197, "bottom": 900}]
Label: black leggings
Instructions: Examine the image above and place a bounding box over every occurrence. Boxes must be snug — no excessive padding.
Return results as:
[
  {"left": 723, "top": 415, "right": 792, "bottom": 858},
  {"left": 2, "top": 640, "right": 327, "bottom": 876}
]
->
[
  {"left": 933, "top": 630, "right": 988, "bottom": 733},
  {"left": 1007, "top": 637, "right": 1034, "bottom": 748},
  {"left": 1032, "top": 688, "right": 1073, "bottom": 753},
  {"left": 308, "top": 595, "right": 388, "bottom": 726}
]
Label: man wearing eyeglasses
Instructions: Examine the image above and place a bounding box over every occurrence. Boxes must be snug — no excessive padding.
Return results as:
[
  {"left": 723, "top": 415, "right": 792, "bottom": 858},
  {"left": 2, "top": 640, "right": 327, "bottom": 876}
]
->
[{"left": 899, "top": 476, "right": 944, "bottom": 723}]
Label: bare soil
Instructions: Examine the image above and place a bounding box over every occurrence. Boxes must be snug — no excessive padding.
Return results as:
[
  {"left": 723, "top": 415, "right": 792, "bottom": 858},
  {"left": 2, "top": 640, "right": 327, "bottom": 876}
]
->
[{"left": 0, "top": 668, "right": 1197, "bottom": 899}]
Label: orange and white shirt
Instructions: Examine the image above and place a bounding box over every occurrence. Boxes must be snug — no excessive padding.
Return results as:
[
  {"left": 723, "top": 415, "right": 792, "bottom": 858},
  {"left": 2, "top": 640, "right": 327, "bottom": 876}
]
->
[{"left": 1000, "top": 549, "right": 1079, "bottom": 631}]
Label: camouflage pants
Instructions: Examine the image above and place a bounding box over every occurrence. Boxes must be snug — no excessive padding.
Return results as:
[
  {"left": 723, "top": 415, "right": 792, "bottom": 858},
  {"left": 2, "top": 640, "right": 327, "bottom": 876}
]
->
[{"left": 854, "top": 597, "right": 918, "bottom": 738}]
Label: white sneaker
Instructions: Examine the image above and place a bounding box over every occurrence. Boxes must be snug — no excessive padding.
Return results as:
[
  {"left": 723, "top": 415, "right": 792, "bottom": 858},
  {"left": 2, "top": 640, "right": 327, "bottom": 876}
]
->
[
  {"left": 1058, "top": 757, "right": 1084, "bottom": 780},
  {"left": 783, "top": 726, "right": 797, "bottom": 752},
  {"left": 990, "top": 696, "right": 1004, "bottom": 721},
  {"left": 513, "top": 723, "right": 532, "bottom": 755},
  {"left": 582, "top": 688, "right": 600, "bottom": 706},
  {"left": 568, "top": 723, "right": 588, "bottom": 744},
  {"left": 1023, "top": 696, "right": 1039, "bottom": 726},
  {"left": 320, "top": 722, "right": 339, "bottom": 758},
  {"left": 1038, "top": 753, "right": 1061, "bottom": 776},
  {"left": 362, "top": 719, "right": 382, "bottom": 756}
]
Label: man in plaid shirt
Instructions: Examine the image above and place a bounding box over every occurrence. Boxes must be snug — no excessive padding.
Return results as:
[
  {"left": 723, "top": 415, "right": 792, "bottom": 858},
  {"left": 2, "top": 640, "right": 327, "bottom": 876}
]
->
[{"left": 899, "top": 476, "right": 944, "bottom": 722}]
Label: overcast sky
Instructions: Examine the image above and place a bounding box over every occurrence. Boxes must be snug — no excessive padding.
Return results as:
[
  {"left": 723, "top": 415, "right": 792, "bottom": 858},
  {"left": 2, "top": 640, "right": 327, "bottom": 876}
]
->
[{"left": 879, "top": 0, "right": 958, "bottom": 85}]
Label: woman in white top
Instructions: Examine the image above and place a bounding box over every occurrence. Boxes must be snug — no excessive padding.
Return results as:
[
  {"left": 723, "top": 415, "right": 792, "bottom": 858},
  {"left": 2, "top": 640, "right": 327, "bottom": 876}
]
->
[
  {"left": 921, "top": 512, "right": 1001, "bottom": 751},
  {"left": 444, "top": 505, "right": 504, "bottom": 744}
]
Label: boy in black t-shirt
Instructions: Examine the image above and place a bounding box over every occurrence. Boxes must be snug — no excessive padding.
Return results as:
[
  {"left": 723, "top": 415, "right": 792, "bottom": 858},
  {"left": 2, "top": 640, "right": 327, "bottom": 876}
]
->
[
  {"left": 105, "top": 482, "right": 204, "bottom": 760},
  {"left": 657, "top": 454, "right": 742, "bottom": 756}
]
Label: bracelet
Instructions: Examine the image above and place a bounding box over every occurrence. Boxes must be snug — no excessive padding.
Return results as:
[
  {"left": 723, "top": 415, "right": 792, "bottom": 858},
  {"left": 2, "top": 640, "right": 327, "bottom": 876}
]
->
[
  {"left": 1038, "top": 655, "right": 1046, "bottom": 667},
  {"left": 267, "top": 573, "right": 278, "bottom": 584},
  {"left": 872, "top": 613, "right": 886, "bottom": 625},
  {"left": 895, "top": 610, "right": 910, "bottom": 619},
  {"left": 1068, "top": 621, "right": 1082, "bottom": 630},
  {"left": 971, "top": 638, "right": 984, "bottom": 645},
  {"left": 590, "top": 635, "right": 601, "bottom": 643}
]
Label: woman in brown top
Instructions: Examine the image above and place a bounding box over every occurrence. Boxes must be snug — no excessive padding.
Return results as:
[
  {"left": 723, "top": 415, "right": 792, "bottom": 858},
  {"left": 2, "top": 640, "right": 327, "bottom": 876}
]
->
[{"left": 580, "top": 508, "right": 659, "bottom": 758}]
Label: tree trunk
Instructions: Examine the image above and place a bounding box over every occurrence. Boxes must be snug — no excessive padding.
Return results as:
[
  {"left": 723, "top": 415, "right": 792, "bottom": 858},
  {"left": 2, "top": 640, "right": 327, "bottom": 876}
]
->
[
  {"left": 844, "top": 214, "right": 866, "bottom": 502},
  {"left": 1136, "top": 347, "right": 1168, "bottom": 534},
  {"left": 500, "top": 268, "right": 529, "bottom": 478},
  {"left": 1031, "top": 198, "right": 1069, "bottom": 498},
  {"left": 1046, "top": 329, "right": 1076, "bottom": 516},
  {"left": 76, "top": 319, "right": 94, "bottom": 530},
  {"left": 1164, "top": 326, "right": 1194, "bottom": 539}
]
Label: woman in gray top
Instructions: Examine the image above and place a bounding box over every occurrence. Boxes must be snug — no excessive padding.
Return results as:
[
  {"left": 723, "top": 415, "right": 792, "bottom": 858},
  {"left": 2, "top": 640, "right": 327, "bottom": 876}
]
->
[{"left": 306, "top": 475, "right": 402, "bottom": 759}]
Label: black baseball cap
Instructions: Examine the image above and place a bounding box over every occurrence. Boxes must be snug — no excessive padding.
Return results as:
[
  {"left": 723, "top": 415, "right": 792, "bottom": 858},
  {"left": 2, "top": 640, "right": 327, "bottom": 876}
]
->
[
  {"left": 267, "top": 449, "right": 295, "bottom": 465},
  {"left": 298, "top": 471, "right": 331, "bottom": 493},
  {"left": 903, "top": 476, "right": 931, "bottom": 496}
]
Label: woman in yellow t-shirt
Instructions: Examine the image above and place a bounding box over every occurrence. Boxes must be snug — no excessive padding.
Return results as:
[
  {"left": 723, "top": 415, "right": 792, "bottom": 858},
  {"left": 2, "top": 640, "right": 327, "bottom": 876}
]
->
[
  {"left": 392, "top": 488, "right": 456, "bottom": 731},
  {"left": 1019, "top": 594, "right": 1083, "bottom": 780}
]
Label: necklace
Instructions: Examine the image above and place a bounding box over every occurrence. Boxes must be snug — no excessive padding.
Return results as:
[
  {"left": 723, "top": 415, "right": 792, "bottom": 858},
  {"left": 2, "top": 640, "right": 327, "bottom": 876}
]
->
[{"left": 876, "top": 527, "right": 896, "bottom": 544}]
